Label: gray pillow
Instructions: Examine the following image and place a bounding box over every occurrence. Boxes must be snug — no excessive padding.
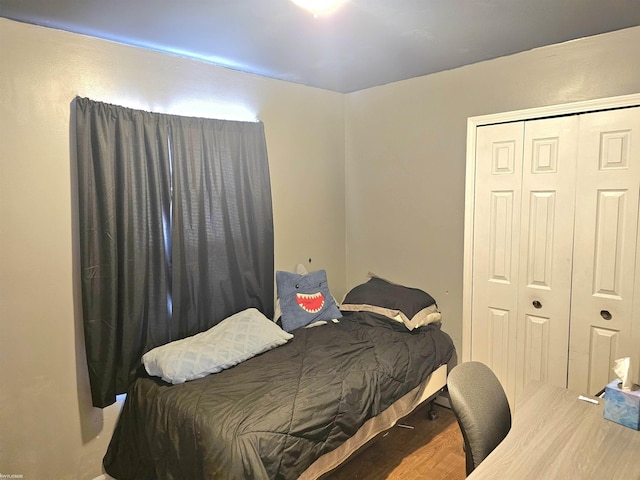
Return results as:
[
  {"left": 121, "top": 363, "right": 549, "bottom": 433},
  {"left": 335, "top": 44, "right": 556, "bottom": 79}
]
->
[
  {"left": 142, "top": 308, "right": 293, "bottom": 384},
  {"left": 340, "top": 276, "right": 441, "bottom": 330}
]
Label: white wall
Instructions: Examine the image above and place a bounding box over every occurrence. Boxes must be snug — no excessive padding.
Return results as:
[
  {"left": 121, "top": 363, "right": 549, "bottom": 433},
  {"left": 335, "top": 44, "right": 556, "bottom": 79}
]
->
[
  {"left": 0, "top": 18, "right": 345, "bottom": 479},
  {"left": 344, "top": 26, "right": 640, "bottom": 358}
]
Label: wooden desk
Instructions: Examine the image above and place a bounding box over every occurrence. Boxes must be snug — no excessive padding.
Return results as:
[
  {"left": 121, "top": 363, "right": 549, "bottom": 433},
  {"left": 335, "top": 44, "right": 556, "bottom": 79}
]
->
[{"left": 468, "top": 381, "right": 640, "bottom": 479}]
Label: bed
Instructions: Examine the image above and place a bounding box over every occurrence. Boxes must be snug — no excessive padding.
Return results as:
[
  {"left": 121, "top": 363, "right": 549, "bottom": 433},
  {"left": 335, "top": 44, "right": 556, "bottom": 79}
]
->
[{"left": 103, "top": 276, "right": 455, "bottom": 479}]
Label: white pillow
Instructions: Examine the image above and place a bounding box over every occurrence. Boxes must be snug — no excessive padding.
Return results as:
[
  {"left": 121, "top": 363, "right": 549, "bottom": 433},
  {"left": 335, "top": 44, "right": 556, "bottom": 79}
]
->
[{"left": 143, "top": 308, "right": 293, "bottom": 384}]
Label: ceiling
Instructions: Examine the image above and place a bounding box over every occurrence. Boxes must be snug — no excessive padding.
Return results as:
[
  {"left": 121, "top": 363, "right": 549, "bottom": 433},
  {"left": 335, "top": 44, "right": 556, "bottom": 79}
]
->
[{"left": 3, "top": 0, "right": 640, "bottom": 93}]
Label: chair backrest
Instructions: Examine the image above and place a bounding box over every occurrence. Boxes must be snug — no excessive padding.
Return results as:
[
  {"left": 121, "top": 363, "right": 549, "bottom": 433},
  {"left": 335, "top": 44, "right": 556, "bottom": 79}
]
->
[{"left": 447, "top": 361, "right": 511, "bottom": 476}]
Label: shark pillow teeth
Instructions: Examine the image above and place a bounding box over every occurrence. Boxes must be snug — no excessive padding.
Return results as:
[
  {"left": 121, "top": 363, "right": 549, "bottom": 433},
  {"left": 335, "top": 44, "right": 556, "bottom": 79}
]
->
[{"left": 296, "top": 291, "right": 325, "bottom": 313}]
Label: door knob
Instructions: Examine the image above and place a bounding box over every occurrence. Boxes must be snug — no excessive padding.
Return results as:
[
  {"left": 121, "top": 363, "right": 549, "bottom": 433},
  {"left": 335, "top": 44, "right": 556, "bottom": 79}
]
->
[
  {"left": 533, "top": 300, "right": 542, "bottom": 309},
  {"left": 600, "top": 310, "right": 612, "bottom": 321}
]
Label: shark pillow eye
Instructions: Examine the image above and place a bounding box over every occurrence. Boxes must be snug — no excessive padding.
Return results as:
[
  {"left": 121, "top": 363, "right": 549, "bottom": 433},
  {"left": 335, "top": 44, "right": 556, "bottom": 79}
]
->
[{"left": 276, "top": 269, "right": 342, "bottom": 333}]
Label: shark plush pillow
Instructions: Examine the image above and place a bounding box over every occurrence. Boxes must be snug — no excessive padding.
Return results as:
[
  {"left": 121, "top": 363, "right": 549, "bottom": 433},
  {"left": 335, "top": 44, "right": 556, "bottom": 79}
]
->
[{"left": 276, "top": 269, "right": 342, "bottom": 332}]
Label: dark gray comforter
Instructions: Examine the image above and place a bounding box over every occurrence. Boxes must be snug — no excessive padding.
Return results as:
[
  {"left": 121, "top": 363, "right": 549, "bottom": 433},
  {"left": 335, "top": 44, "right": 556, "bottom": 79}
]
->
[{"left": 103, "top": 311, "right": 455, "bottom": 479}]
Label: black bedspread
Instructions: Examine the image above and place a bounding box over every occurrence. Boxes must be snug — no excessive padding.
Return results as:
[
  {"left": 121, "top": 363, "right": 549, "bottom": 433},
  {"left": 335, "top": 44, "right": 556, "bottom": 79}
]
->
[{"left": 103, "top": 311, "right": 454, "bottom": 480}]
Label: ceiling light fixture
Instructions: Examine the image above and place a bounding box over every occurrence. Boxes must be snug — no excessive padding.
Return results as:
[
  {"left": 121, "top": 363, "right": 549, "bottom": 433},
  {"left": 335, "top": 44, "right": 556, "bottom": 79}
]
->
[{"left": 290, "top": 0, "right": 346, "bottom": 17}]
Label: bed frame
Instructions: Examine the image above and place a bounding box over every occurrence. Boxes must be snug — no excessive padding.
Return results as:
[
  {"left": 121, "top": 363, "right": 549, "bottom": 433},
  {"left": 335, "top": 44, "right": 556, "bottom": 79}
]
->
[
  {"left": 300, "top": 363, "right": 448, "bottom": 479},
  {"left": 103, "top": 309, "right": 454, "bottom": 480}
]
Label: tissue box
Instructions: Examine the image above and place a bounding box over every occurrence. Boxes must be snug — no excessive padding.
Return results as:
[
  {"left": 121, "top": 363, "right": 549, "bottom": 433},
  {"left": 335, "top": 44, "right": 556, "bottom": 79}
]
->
[{"left": 604, "top": 380, "right": 640, "bottom": 430}]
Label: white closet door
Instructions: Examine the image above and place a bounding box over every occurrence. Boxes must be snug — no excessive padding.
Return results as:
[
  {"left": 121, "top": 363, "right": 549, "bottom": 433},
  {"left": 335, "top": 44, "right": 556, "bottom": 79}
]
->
[
  {"left": 569, "top": 108, "right": 640, "bottom": 395},
  {"left": 471, "top": 122, "right": 524, "bottom": 405},
  {"left": 515, "top": 116, "right": 578, "bottom": 401}
]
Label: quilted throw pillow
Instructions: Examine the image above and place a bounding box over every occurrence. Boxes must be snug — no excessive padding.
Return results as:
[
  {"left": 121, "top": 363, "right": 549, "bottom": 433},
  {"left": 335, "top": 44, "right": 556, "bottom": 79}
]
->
[
  {"left": 142, "top": 308, "right": 293, "bottom": 384},
  {"left": 276, "top": 269, "right": 342, "bottom": 332}
]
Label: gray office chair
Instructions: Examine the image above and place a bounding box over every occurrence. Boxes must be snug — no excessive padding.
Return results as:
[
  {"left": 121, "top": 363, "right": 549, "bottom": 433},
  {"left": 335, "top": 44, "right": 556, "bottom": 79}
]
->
[{"left": 447, "top": 361, "right": 511, "bottom": 476}]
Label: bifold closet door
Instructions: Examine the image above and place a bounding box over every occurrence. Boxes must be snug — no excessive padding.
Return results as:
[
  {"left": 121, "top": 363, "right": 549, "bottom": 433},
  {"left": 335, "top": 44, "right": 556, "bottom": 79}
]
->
[
  {"left": 514, "top": 116, "right": 578, "bottom": 402},
  {"left": 569, "top": 107, "right": 640, "bottom": 396},
  {"left": 472, "top": 117, "right": 578, "bottom": 407},
  {"left": 471, "top": 122, "right": 524, "bottom": 405}
]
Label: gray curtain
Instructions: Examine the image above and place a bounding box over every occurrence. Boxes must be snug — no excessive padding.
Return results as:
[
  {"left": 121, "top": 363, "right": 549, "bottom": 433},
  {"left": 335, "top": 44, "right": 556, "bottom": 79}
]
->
[
  {"left": 75, "top": 98, "right": 274, "bottom": 408},
  {"left": 171, "top": 117, "right": 274, "bottom": 340}
]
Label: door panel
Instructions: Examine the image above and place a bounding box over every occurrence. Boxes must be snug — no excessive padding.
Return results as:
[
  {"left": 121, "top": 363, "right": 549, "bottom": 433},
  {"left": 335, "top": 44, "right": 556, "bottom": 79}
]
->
[
  {"left": 472, "top": 122, "right": 524, "bottom": 406},
  {"left": 515, "top": 117, "right": 578, "bottom": 401},
  {"left": 569, "top": 108, "right": 640, "bottom": 395},
  {"left": 588, "top": 326, "right": 620, "bottom": 392},
  {"left": 523, "top": 314, "right": 550, "bottom": 382}
]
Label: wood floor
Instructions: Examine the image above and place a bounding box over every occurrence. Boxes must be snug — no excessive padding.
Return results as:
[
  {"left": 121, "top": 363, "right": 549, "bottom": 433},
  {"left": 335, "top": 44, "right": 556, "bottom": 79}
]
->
[{"left": 324, "top": 403, "right": 466, "bottom": 480}]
